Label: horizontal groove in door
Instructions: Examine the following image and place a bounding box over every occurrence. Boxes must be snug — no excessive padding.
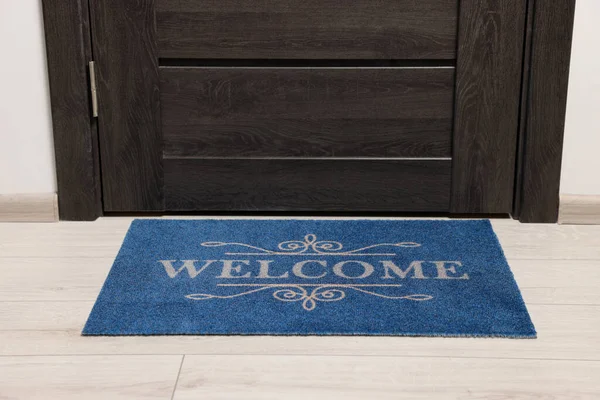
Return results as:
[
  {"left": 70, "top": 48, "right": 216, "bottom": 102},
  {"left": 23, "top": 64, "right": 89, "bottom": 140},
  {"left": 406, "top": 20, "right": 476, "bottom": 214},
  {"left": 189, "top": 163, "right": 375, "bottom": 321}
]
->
[
  {"left": 164, "top": 159, "right": 452, "bottom": 212},
  {"left": 161, "top": 67, "right": 455, "bottom": 158},
  {"left": 156, "top": 0, "right": 458, "bottom": 59},
  {"left": 159, "top": 59, "right": 456, "bottom": 68},
  {"left": 162, "top": 157, "right": 454, "bottom": 161}
]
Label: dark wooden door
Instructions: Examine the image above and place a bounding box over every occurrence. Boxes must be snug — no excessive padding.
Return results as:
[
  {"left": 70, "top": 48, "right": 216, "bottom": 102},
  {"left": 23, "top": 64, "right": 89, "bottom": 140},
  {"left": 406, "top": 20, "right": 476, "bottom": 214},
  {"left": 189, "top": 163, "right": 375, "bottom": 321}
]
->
[{"left": 90, "top": 0, "right": 526, "bottom": 213}]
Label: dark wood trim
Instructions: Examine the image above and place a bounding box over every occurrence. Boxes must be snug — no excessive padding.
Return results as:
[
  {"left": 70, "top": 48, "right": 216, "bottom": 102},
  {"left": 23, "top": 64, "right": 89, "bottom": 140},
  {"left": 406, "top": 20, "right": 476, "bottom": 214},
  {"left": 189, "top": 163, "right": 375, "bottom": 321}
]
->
[
  {"left": 512, "top": 0, "right": 536, "bottom": 220},
  {"left": 89, "top": 0, "right": 164, "bottom": 212},
  {"left": 42, "top": 0, "right": 102, "bottom": 220},
  {"left": 514, "top": 0, "right": 576, "bottom": 222},
  {"left": 451, "top": 0, "right": 528, "bottom": 214}
]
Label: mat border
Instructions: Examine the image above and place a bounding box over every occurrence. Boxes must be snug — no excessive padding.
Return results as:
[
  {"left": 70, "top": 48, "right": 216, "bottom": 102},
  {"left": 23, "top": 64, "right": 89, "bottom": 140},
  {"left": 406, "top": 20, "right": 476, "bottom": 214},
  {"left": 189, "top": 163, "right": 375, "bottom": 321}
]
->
[{"left": 82, "top": 218, "right": 536, "bottom": 338}]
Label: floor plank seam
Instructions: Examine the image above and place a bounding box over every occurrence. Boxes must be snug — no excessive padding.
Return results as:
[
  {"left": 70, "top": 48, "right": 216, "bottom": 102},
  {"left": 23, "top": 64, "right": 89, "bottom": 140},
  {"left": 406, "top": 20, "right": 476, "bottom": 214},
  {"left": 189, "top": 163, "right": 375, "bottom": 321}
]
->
[{"left": 171, "top": 355, "right": 185, "bottom": 400}]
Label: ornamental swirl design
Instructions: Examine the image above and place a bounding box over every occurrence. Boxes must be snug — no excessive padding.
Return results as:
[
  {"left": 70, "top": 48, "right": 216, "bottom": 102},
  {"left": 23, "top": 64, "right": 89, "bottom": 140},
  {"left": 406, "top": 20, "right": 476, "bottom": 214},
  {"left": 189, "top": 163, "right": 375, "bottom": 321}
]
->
[
  {"left": 186, "top": 284, "right": 433, "bottom": 311},
  {"left": 201, "top": 234, "right": 420, "bottom": 256},
  {"left": 272, "top": 286, "right": 347, "bottom": 311}
]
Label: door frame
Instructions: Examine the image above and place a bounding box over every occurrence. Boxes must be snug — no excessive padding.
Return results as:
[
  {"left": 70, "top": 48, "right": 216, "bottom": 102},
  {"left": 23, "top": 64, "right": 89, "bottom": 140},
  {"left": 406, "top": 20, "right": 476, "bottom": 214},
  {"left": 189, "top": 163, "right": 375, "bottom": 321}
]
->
[
  {"left": 41, "top": 0, "right": 102, "bottom": 220},
  {"left": 512, "top": 0, "right": 577, "bottom": 222},
  {"left": 42, "top": 0, "right": 576, "bottom": 222}
]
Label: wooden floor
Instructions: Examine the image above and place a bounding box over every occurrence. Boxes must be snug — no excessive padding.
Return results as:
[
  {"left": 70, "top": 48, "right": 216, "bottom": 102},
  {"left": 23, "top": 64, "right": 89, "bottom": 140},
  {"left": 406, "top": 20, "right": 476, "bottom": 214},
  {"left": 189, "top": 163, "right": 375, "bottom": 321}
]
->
[{"left": 0, "top": 216, "right": 599, "bottom": 399}]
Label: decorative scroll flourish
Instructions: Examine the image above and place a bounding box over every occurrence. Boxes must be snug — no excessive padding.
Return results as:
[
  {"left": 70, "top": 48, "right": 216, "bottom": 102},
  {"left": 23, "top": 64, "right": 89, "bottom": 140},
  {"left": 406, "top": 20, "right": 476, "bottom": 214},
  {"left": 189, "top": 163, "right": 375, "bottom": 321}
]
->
[
  {"left": 201, "top": 234, "right": 420, "bottom": 256},
  {"left": 186, "top": 284, "right": 433, "bottom": 311}
]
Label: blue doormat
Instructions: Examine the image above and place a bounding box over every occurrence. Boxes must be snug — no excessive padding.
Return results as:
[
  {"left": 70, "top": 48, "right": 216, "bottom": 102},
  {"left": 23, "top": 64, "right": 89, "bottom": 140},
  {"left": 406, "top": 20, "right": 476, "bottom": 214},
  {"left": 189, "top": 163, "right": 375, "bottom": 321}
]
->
[{"left": 83, "top": 219, "right": 536, "bottom": 338}]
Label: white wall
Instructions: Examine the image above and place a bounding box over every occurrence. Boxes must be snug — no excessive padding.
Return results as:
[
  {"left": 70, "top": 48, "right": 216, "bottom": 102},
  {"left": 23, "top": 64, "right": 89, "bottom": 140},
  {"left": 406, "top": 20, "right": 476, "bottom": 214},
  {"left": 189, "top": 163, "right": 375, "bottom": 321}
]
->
[
  {"left": 0, "top": 1, "right": 56, "bottom": 194},
  {"left": 560, "top": 0, "right": 600, "bottom": 196}
]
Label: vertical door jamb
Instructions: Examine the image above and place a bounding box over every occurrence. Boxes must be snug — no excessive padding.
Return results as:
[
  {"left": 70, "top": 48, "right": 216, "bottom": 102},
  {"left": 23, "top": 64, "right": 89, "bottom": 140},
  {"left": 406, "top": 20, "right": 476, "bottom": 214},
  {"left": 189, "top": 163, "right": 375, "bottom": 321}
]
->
[
  {"left": 42, "top": 0, "right": 103, "bottom": 220},
  {"left": 513, "top": 0, "right": 576, "bottom": 223}
]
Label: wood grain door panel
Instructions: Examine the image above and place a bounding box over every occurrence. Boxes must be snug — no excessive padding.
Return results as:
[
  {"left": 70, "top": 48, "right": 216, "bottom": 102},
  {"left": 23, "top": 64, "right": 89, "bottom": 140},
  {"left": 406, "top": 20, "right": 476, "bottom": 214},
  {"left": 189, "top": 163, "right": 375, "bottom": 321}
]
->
[
  {"left": 161, "top": 67, "right": 454, "bottom": 158},
  {"left": 161, "top": 67, "right": 454, "bottom": 211},
  {"left": 164, "top": 159, "right": 452, "bottom": 211},
  {"left": 156, "top": 0, "right": 458, "bottom": 59}
]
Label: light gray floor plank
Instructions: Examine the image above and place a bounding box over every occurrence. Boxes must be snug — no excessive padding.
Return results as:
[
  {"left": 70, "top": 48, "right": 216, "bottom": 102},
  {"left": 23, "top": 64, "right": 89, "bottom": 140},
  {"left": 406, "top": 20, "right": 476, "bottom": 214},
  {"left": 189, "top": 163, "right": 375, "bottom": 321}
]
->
[
  {"left": 492, "top": 220, "right": 600, "bottom": 260},
  {"left": 510, "top": 259, "right": 600, "bottom": 305},
  {"left": 0, "top": 219, "right": 129, "bottom": 258},
  {"left": 0, "top": 355, "right": 183, "bottom": 400},
  {"left": 2, "top": 217, "right": 600, "bottom": 259},
  {"left": 0, "top": 302, "right": 598, "bottom": 361},
  {"left": 0, "top": 258, "right": 112, "bottom": 301},
  {"left": 173, "top": 355, "right": 600, "bottom": 400}
]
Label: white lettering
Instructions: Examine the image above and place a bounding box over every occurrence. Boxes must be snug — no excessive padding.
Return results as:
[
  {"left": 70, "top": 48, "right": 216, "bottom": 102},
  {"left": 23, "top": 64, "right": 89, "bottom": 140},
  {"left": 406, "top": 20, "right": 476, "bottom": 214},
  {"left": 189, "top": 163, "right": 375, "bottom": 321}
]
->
[{"left": 159, "top": 260, "right": 217, "bottom": 278}]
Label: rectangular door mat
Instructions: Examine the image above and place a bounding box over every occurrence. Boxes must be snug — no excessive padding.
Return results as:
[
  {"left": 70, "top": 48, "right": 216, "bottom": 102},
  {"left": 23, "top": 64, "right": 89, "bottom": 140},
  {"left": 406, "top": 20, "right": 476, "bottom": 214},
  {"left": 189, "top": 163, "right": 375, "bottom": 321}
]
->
[{"left": 83, "top": 219, "right": 536, "bottom": 338}]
